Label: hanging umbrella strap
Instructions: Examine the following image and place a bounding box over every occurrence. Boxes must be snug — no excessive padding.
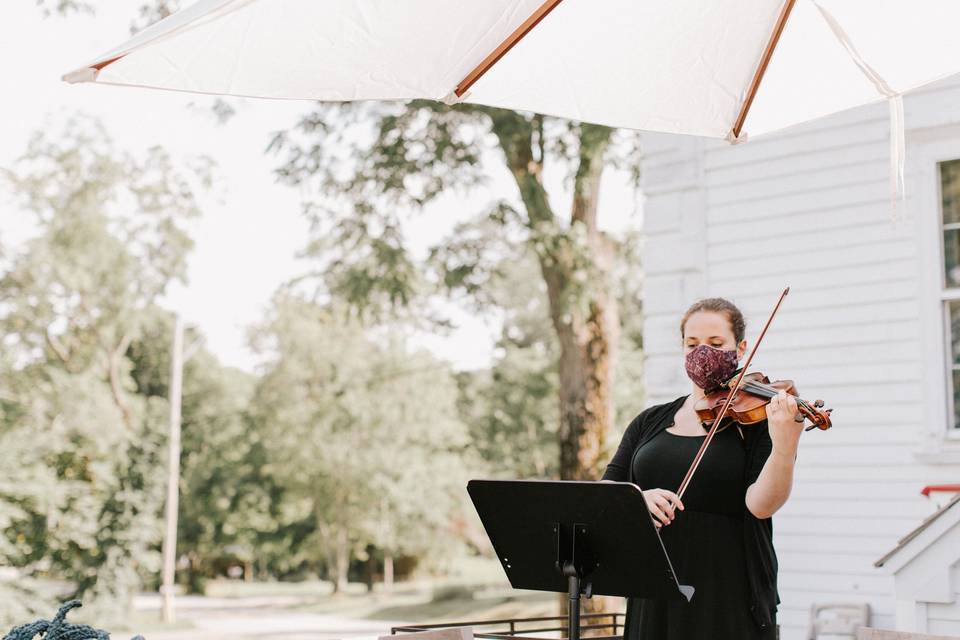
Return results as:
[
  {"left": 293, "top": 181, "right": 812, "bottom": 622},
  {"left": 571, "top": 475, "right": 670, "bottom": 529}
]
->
[{"left": 813, "top": 1, "right": 906, "bottom": 219}]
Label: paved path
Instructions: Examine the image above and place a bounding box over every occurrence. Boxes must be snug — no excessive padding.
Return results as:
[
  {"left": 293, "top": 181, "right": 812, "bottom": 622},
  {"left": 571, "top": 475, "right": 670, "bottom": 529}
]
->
[{"left": 133, "top": 594, "right": 405, "bottom": 640}]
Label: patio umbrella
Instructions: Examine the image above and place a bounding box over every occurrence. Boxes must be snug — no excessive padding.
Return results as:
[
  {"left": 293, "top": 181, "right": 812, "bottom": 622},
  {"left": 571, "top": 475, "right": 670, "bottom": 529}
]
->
[{"left": 63, "top": 0, "right": 960, "bottom": 143}]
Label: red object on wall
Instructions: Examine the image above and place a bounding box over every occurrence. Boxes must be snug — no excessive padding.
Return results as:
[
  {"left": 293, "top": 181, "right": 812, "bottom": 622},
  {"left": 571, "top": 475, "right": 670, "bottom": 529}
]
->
[{"left": 920, "top": 484, "right": 960, "bottom": 497}]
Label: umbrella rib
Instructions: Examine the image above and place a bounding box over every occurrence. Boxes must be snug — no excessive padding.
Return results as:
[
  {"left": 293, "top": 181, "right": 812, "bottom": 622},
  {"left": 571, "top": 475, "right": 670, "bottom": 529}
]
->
[
  {"left": 454, "top": 0, "right": 565, "bottom": 98},
  {"left": 731, "top": 0, "right": 797, "bottom": 140}
]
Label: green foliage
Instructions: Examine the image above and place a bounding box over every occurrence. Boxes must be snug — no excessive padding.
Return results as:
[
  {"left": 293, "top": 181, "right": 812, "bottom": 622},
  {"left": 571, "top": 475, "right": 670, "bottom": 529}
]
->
[
  {"left": 248, "top": 292, "right": 475, "bottom": 581},
  {"left": 454, "top": 229, "right": 646, "bottom": 479},
  {"left": 450, "top": 242, "right": 559, "bottom": 478},
  {"left": 272, "top": 98, "right": 644, "bottom": 488},
  {"left": 125, "top": 310, "right": 273, "bottom": 594},
  {"left": 269, "top": 102, "right": 505, "bottom": 319},
  {"left": 33, "top": 0, "right": 177, "bottom": 27},
  {"left": 32, "top": 0, "right": 93, "bottom": 16},
  {"left": 270, "top": 102, "right": 643, "bottom": 330},
  {"left": 610, "top": 229, "right": 646, "bottom": 430},
  {"left": 457, "top": 343, "right": 558, "bottom": 479},
  {"left": 1, "top": 116, "right": 205, "bottom": 366},
  {"left": 129, "top": 0, "right": 179, "bottom": 33},
  {"left": 9, "top": 6, "right": 649, "bottom": 606},
  {"left": 0, "top": 116, "right": 209, "bottom": 625}
]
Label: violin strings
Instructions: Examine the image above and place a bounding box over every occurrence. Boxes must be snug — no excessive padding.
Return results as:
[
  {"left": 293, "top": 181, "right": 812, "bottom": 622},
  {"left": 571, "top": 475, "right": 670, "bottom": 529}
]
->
[{"left": 742, "top": 381, "right": 817, "bottom": 422}]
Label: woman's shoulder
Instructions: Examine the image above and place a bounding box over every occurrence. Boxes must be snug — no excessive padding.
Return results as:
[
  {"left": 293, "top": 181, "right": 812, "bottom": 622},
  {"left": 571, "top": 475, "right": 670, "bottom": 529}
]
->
[
  {"left": 646, "top": 393, "right": 689, "bottom": 419},
  {"left": 628, "top": 394, "right": 688, "bottom": 435}
]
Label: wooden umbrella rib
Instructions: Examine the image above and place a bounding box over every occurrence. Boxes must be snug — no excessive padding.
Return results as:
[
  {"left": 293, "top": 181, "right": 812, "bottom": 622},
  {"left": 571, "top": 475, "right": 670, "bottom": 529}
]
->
[
  {"left": 454, "top": 0, "right": 565, "bottom": 98},
  {"left": 731, "top": 0, "right": 797, "bottom": 139},
  {"left": 93, "top": 55, "right": 125, "bottom": 72}
]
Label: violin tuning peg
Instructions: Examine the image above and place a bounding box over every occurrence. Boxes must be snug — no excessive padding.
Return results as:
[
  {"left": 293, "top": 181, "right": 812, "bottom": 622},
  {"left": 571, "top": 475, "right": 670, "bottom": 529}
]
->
[{"left": 814, "top": 399, "right": 825, "bottom": 408}]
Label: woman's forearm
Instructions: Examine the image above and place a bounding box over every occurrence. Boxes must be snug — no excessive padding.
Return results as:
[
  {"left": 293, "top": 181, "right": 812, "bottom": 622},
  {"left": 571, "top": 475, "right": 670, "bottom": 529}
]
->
[{"left": 745, "top": 448, "right": 796, "bottom": 519}]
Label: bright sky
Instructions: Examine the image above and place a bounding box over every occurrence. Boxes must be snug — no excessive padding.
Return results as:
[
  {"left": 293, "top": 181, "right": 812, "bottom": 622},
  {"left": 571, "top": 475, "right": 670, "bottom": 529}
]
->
[{"left": 0, "top": 1, "right": 642, "bottom": 373}]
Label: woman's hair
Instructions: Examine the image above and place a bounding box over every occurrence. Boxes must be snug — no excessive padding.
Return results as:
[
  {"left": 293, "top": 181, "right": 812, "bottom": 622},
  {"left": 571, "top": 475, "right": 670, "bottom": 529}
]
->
[{"left": 680, "top": 297, "right": 746, "bottom": 343}]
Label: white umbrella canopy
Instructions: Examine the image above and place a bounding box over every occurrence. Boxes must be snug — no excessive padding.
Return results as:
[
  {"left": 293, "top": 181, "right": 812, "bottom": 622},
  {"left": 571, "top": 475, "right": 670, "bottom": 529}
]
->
[{"left": 64, "top": 0, "right": 960, "bottom": 141}]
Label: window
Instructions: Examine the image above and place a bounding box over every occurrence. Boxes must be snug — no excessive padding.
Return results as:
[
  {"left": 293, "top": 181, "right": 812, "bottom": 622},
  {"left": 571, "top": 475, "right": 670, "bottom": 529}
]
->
[
  {"left": 914, "top": 138, "right": 960, "bottom": 460},
  {"left": 939, "top": 159, "right": 960, "bottom": 430}
]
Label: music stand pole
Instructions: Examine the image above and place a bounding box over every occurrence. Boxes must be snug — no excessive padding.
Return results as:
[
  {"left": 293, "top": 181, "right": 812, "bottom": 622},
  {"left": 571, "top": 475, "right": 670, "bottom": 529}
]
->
[{"left": 563, "top": 563, "right": 581, "bottom": 640}]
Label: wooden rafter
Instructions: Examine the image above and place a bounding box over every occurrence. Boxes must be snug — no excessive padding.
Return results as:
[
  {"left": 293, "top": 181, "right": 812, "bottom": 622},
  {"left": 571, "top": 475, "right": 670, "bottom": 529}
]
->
[
  {"left": 731, "top": 0, "right": 797, "bottom": 139},
  {"left": 454, "top": 0, "right": 565, "bottom": 98}
]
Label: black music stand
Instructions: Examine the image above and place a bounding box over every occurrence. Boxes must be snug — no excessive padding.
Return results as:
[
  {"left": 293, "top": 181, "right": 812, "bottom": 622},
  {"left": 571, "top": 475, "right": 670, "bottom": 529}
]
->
[{"left": 467, "top": 479, "right": 693, "bottom": 640}]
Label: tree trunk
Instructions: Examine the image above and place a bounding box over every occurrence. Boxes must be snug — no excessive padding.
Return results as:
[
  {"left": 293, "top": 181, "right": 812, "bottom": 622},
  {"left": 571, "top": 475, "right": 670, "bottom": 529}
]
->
[
  {"left": 383, "top": 552, "right": 394, "bottom": 593},
  {"left": 552, "top": 276, "right": 618, "bottom": 483},
  {"left": 161, "top": 316, "right": 184, "bottom": 624},
  {"left": 494, "top": 118, "right": 621, "bottom": 626},
  {"left": 334, "top": 527, "right": 349, "bottom": 594},
  {"left": 496, "top": 119, "right": 619, "bottom": 483},
  {"left": 365, "top": 550, "right": 375, "bottom": 592}
]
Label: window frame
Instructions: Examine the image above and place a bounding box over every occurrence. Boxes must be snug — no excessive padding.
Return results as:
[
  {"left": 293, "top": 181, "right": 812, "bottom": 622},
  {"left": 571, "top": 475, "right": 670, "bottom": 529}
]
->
[{"left": 914, "top": 134, "right": 960, "bottom": 463}]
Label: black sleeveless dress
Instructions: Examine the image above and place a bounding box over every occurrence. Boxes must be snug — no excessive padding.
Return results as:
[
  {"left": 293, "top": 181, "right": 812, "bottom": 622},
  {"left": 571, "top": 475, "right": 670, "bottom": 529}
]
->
[{"left": 623, "top": 424, "right": 776, "bottom": 640}]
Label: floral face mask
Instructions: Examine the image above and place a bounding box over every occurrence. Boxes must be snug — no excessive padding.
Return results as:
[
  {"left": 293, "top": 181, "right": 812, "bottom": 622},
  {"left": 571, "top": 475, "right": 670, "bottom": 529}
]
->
[{"left": 684, "top": 343, "right": 739, "bottom": 391}]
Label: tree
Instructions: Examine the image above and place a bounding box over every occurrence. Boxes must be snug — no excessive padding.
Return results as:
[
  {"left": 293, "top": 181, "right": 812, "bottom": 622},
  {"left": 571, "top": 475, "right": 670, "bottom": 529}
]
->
[
  {"left": 37, "top": 0, "right": 646, "bottom": 486},
  {"left": 272, "top": 104, "right": 641, "bottom": 486},
  {"left": 125, "top": 309, "right": 274, "bottom": 594},
  {"left": 248, "top": 292, "right": 474, "bottom": 592},
  {"left": 33, "top": 0, "right": 177, "bottom": 24},
  {"left": 0, "top": 115, "right": 210, "bottom": 623},
  {"left": 452, "top": 241, "right": 560, "bottom": 479}
]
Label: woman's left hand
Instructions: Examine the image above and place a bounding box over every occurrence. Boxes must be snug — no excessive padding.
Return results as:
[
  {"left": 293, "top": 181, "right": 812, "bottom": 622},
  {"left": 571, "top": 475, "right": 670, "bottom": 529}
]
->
[{"left": 765, "top": 389, "right": 804, "bottom": 458}]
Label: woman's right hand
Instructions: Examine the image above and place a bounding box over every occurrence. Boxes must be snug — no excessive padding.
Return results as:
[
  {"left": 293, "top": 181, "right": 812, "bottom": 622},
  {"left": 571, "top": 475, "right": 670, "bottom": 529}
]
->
[{"left": 643, "top": 488, "right": 684, "bottom": 529}]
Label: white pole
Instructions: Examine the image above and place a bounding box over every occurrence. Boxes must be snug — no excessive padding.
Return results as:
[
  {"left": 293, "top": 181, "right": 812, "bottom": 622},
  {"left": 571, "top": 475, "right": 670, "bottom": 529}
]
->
[{"left": 161, "top": 315, "right": 185, "bottom": 623}]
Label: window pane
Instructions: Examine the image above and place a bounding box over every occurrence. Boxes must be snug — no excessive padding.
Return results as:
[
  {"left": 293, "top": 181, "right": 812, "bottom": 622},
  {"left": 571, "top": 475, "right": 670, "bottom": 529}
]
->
[
  {"left": 944, "top": 229, "right": 960, "bottom": 287},
  {"left": 949, "top": 301, "right": 960, "bottom": 365},
  {"left": 953, "top": 370, "right": 960, "bottom": 430},
  {"left": 942, "top": 159, "right": 960, "bottom": 225}
]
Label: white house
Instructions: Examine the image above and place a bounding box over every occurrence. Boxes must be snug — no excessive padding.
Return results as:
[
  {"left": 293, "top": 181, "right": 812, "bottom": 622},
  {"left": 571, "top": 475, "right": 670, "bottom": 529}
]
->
[
  {"left": 638, "top": 73, "right": 960, "bottom": 638},
  {"left": 875, "top": 494, "right": 960, "bottom": 634}
]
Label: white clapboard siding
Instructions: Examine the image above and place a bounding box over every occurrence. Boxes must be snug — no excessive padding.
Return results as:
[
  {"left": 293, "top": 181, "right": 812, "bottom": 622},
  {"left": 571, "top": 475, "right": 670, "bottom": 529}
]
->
[
  {"left": 928, "top": 565, "right": 960, "bottom": 634},
  {"left": 708, "top": 202, "right": 910, "bottom": 243},
  {"left": 732, "top": 282, "right": 921, "bottom": 316},
  {"left": 707, "top": 162, "right": 891, "bottom": 207},
  {"left": 707, "top": 142, "right": 890, "bottom": 186},
  {"left": 639, "top": 72, "right": 960, "bottom": 640}
]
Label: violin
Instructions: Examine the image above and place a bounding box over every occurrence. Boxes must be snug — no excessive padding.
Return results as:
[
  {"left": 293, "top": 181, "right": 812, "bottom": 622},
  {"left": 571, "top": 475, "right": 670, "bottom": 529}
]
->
[{"left": 695, "top": 371, "right": 833, "bottom": 432}]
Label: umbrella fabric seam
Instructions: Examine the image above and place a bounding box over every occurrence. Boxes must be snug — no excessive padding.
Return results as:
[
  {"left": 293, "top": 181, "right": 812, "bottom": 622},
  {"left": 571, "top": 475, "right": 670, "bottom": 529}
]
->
[
  {"left": 72, "top": 0, "right": 257, "bottom": 79},
  {"left": 454, "top": 0, "right": 565, "bottom": 98},
  {"left": 224, "top": 3, "right": 257, "bottom": 95},
  {"left": 812, "top": 0, "right": 905, "bottom": 219},
  {"left": 440, "top": 2, "right": 549, "bottom": 103}
]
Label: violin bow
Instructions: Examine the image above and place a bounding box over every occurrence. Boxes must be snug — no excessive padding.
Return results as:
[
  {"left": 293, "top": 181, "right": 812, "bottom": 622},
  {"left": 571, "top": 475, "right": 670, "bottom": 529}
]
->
[{"left": 676, "top": 287, "right": 790, "bottom": 500}]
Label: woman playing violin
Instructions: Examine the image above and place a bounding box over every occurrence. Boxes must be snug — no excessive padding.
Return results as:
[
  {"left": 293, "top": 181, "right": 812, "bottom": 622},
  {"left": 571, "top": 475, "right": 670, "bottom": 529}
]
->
[{"left": 602, "top": 297, "right": 806, "bottom": 640}]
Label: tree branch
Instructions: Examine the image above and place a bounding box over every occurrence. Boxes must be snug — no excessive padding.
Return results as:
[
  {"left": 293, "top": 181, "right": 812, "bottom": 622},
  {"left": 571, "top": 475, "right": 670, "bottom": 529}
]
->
[
  {"left": 571, "top": 124, "right": 613, "bottom": 233},
  {"left": 487, "top": 110, "right": 555, "bottom": 229},
  {"left": 108, "top": 332, "right": 135, "bottom": 429},
  {"left": 44, "top": 328, "right": 72, "bottom": 366}
]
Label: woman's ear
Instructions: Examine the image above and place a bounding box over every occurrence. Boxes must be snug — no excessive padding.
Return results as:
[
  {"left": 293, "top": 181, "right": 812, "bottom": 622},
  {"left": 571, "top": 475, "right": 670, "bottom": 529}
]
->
[{"left": 737, "top": 339, "right": 747, "bottom": 359}]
